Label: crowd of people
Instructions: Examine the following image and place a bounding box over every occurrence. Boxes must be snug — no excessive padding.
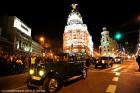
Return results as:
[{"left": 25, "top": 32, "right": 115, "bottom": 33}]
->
[
  {"left": 0, "top": 51, "right": 31, "bottom": 76},
  {"left": 0, "top": 50, "right": 56, "bottom": 76},
  {"left": 0, "top": 49, "right": 97, "bottom": 76}
]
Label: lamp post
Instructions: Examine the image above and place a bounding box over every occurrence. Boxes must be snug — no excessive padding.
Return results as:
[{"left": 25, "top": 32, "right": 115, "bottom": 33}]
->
[{"left": 99, "top": 45, "right": 102, "bottom": 56}]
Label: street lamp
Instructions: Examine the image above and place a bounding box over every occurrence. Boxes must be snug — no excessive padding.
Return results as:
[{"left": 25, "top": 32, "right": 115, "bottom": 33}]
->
[{"left": 40, "top": 37, "right": 45, "bottom": 45}]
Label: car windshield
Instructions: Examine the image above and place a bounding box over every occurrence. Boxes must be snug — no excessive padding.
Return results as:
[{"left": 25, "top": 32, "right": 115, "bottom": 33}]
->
[
  {"left": 101, "top": 57, "right": 112, "bottom": 60},
  {"left": 115, "top": 57, "right": 121, "bottom": 59}
]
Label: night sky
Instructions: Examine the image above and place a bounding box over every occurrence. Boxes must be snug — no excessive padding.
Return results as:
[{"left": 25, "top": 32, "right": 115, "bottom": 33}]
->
[{"left": 13, "top": 0, "right": 140, "bottom": 51}]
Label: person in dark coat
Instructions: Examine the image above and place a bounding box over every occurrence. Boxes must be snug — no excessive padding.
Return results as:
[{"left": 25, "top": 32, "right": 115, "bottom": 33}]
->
[
  {"left": 136, "top": 55, "right": 140, "bottom": 71},
  {"left": 86, "top": 58, "right": 90, "bottom": 67}
]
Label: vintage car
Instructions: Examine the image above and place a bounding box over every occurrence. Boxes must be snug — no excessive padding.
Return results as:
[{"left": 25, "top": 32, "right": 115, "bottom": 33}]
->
[
  {"left": 95, "top": 56, "right": 114, "bottom": 69},
  {"left": 27, "top": 55, "right": 87, "bottom": 93}
]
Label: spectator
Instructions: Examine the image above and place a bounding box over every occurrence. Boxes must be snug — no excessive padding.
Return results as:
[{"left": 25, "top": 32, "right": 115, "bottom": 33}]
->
[
  {"left": 136, "top": 55, "right": 140, "bottom": 71},
  {"left": 86, "top": 58, "right": 90, "bottom": 67},
  {"left": 30, "top": 55, "right": 36, "bottom": 68}
]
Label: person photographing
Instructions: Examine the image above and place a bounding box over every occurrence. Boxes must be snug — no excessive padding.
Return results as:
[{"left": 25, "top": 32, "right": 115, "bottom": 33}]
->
[{"left": 136, "top": 55, "right": 140, "bottom": 71}]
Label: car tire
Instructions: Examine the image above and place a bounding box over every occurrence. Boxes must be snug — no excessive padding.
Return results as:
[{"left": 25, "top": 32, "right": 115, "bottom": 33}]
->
[
  {"left": 103, "top": 64, "right": 107, "bottom": 69},
  {"left": 27, "top": 81, "right": 37, "bottom": 90},
  {"left": 81, "top": 69, "right": 87, "bottom": 79},
  {"left": 43, "top": 76, "right": 63, "bottom": 93},
  {"left": 95, "top": 65, "right": 97, "bottom": 69}
]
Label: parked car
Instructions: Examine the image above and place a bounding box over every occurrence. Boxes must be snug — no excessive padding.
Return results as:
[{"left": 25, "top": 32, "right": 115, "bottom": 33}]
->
[
  {"left": 27, "top": 55, "right": 87, "bottom": 93},
  {"left": 95, "top": 56, "right": 114, "bottom": 69},
  {"left": 114, "top": 57, "right": 123, "bottom": 64}
]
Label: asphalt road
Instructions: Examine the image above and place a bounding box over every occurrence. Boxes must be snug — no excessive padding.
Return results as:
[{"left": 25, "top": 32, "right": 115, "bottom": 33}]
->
[{"left": 0, "top": 60, "right": 140, "bottom": 93}]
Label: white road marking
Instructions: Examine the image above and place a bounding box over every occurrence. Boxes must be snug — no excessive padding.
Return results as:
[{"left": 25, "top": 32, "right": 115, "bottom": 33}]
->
[
  {"left": 106, "top": 84, "right": 116, "bottom": 93},
  {"left": 112, "top": 77, "right": 119, "bottom": 82},
  {"left": 112, "top": 65, "right": 120, "bottom": 69},
  {"left": 115, "top": 72, "right": 120, "bottom": 76},
  {"left": 112, "top": 65, "right": 125, "bottom": 72},
  {"left": 11, "top": 85, "right": 26, "bottom": 90},
  {"left": 112, "top": 67, "right": 122, "bottom": 72},
  {"left": 121, "top": 70, "right": 127, "bottom": 72}
]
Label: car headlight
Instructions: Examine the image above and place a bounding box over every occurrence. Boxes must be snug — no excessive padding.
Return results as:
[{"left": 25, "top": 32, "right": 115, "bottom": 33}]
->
[
  {"left": 102, "top": 60, "right": 105, "bottom": 63},
  {"left": 29, "top": 69, "right": 34, "bottom": 75},
  {"left": 39, "top": 70, "right": 44, "bottom": 76}
]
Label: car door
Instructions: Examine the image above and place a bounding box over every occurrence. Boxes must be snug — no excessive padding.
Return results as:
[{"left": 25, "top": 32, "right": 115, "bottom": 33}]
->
[
  {"left": 69, "top": 60, "right": 84, "bottom": 76},
  {"left": 74, "top": 61, "right": 84, "bottom": 75},
  {"left": 55, "top": 61, "right": 68, "bottom": 76}
]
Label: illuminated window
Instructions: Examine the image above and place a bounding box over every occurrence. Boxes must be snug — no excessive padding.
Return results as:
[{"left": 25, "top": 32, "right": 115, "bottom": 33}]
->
[
  {"left": 107, "top": 38, "right": 109, "bottom": 41},
  {"left": 73, "top": 41, "right": 77, "bottom": 44},
  {"left": 73, "top": 49, "right": 78, "bottom": 52},
  {"left": 67, "top": 37, "right": 69, "bottom": 40},
  {"left": 16, "top": 40, "right": 19, "bottom": 49},
  {"left": 73, "top": 33, "right": 77, "bottom": 39}
]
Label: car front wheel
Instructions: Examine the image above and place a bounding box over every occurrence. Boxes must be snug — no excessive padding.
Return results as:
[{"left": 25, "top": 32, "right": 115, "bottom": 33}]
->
[
  {"left": 27, "top": 77, "right": 37, "bottom": 90},
  {"left": 43, "top": 76, "right": 62, "bottom": 93}
]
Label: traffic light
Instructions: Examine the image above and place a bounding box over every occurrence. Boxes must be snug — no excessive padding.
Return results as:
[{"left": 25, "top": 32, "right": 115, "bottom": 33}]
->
[{"left": 114, "top": 32, "right": 122, "bottom": 40}]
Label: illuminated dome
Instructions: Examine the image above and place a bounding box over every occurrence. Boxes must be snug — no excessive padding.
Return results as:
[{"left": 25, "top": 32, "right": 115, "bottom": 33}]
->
[
  {"left": 63, "top": 4, "right": 94, "bottom": 57},
  {"left": 67, "top": 4, "right": 83, "bottom": 25}
]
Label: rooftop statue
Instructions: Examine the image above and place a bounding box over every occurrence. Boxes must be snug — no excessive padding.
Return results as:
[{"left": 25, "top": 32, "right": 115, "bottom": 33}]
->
[{"left": 71, "top": 3, "right": 78, "bottom": 12}]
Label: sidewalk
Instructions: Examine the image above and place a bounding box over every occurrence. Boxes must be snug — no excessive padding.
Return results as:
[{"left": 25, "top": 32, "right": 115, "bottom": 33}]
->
[
  {"left": 0, "top": 72, "right": 28, "bottom": 90},
  {"left": 0, "top": 72, "right": 28, "bottom": 79}
]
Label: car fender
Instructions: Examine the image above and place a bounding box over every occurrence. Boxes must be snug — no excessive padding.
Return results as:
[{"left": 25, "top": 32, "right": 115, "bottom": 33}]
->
[{"left": 44, "top": 70, "right": 64, "bottom": 82}]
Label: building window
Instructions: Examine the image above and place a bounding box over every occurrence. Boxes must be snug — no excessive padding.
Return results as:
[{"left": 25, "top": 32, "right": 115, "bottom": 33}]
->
[
  {"left": 16, "top": 40, "right": 19, "bottom": 49},
  {"left": 73, "top": 49, "right": 78, "bottom": 52},
  {"left": 73, "top": 41, "right": 78, "bottom": 45},
  {"left": 73, "top": 34, "right": 77, "bottom": 39},
  {"left": 107, "top": 38, "right": 109, "bottom": 41}
]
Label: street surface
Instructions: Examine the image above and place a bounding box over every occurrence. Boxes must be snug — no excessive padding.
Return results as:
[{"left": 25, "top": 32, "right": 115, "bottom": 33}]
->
[{"left": 0, "top": 60, "right": 140, "bottom": 93}]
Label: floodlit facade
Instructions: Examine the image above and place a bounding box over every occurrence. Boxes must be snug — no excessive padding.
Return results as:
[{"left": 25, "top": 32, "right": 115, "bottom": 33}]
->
[
  {"left": 136, "top": 30, "right": 140, "bottom": 56},
  {"left": 100, "top": 27, "right": 118, "bottom": 57},
  {"left": 0, "top": 16, "right": 32, "bottom": 54},
  {"left": 0, "top": 16, "right": 43, "bottom": 56},
  {"left": 63, "top": 4, "right": 93, "bottom": 57}
]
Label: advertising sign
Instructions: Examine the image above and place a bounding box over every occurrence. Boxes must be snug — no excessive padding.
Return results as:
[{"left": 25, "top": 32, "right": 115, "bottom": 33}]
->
[{"left": 13, "top": 17, "right": 31, "bottom": 36}]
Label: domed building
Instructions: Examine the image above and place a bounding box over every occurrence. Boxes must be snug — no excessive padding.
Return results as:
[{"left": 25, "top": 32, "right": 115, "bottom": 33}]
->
[
  {"left": 63, "top": 4, "right": 93, "bottom": 57},
  {"left": 100, "top": 27, "right": 118, "bottom": 57}
]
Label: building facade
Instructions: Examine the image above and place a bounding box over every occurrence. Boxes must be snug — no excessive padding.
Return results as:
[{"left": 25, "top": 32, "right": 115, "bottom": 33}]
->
[
  {"left": 63, "top": 4, "right": 93, "bottom": 57},
  {"left": 31, "top": 40, "right": 43, "bottom": 56},
  {"left": 100, "top": 27, "right": 118, "bottom": 57},
  {"left": 0, "top": 16, "right": 43, "bottom": 56}
]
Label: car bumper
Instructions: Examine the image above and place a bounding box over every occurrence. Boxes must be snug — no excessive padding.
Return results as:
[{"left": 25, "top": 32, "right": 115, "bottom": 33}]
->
[{"left": 27, "top": 75, "right": 44, "bottom": 86}]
